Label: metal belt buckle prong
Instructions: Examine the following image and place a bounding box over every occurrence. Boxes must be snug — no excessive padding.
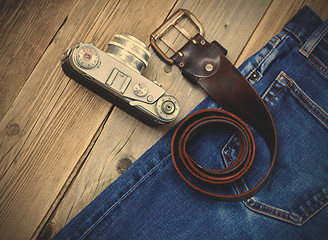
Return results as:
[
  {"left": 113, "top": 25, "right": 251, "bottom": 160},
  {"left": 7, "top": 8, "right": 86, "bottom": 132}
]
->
[{"left": 150, "top": 9, "right": 204, "bottom": 64}]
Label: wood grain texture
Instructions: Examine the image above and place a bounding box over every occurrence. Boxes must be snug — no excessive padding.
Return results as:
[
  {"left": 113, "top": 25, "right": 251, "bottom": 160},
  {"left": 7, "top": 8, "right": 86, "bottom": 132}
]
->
[
  {"left": 0, "top": 1, "right": 119, "bottom": 239},
  {"left": 0, "top": 0, "right": 327, "bottom": 239},
  {"left": 0, "top": 0, "right": 180, "bottom": 239},
  {"left": 42, "top": 0, "right": 272, "bottom": 238},
  {"left": 0, "top": 0, "right": 78, "bottom": 121}
]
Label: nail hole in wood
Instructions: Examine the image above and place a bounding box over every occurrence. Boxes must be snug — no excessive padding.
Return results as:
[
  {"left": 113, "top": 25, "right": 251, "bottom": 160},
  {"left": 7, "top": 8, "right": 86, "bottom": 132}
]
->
[{"left": 164, "top": 64, "right": 172, "bottom": 73}]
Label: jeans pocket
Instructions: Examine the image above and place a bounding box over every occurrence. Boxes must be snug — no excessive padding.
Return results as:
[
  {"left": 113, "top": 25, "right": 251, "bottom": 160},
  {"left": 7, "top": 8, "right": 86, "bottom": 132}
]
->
[{"left": 222, "top": 71, "right": 328, "bottom": 226}]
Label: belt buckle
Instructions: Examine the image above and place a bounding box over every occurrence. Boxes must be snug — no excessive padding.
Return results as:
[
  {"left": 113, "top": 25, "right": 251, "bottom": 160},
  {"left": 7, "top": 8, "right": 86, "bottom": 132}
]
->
[{"left": 150, "top": 9, "right": 204, "bottom": 64}]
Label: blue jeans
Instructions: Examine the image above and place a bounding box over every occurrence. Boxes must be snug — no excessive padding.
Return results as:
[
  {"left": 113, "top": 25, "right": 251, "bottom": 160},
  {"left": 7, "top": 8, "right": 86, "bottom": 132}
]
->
[{"left": 54, "top": 6, "right": 328, "bottom": 239}]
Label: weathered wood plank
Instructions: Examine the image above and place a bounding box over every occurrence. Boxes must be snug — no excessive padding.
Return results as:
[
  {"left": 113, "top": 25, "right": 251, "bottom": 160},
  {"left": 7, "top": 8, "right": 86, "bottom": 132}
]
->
[
  {"left": 44, "top": 0, "right": 272, "bottom": 238},
  {"left": 0, "top": 0, "right": 181, "bottom": 239},
  {"left": 0, "top": 0, "right": 78, "bottom": 121},
  {"left": 2, "top": 0, "right": 325, "bottom": 239},
  {"left": 0, "top": 0, "right": 120, "bottom": 239}
]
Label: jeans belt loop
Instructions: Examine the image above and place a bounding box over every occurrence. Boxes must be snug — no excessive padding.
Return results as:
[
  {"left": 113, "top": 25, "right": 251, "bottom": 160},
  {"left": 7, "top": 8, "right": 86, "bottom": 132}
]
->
[{"left": 299, "top": 20, "right": 328, "bottom": 57}]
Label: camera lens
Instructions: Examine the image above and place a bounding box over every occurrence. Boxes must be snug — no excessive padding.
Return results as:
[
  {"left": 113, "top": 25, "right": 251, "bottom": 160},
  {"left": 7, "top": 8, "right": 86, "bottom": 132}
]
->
[{"left": 107, "top": 33, "right": 150, "bottom": 73}]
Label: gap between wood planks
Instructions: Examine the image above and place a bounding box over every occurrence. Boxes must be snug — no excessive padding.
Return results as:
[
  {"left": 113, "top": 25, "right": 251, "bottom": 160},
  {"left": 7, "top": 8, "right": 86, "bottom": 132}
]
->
[
  {"left": 34, "top": 1, "right": 177, "bottom": 238},
  {"left": 0, "top": 15, "right": 69, "bottom": 182},
  {"left": 34, "top": 105, "right": 114, "bottom": 240},
  {"left": 32, "top": 1, "right": 125, "bottom": 238},
  {"left": 233, "top": 0, "right": 274, "bottom": 66},
  {"left": 0, "top": 0, "right": 75, "bottom": 121},
  {"left": 0, "top": 0, "right": 123, "bottom": 239}
]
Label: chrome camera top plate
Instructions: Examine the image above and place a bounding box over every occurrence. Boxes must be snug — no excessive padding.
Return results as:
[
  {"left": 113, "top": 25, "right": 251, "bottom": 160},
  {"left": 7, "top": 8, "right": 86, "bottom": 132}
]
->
[{"left": 61, "top": 34, "right": 180, "bottom": 125}]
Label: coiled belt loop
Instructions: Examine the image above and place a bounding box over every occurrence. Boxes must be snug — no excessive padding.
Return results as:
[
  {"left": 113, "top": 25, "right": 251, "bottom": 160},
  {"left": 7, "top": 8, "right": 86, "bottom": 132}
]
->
[{"left": 151, "top": 9, "right": 277, "bottom": 201}]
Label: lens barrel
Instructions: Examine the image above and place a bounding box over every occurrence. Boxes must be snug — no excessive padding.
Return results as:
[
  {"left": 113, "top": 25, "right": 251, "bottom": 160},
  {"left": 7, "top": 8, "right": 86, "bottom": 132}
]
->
[{"left": 107, "top": 33, "right": 151, "bottom": 73}]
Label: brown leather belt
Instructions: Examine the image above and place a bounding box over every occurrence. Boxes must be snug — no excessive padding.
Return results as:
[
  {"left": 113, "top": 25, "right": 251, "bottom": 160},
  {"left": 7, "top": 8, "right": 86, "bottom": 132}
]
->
[{"left": 151, "top": 9, "right": 277, "bottom": 201}]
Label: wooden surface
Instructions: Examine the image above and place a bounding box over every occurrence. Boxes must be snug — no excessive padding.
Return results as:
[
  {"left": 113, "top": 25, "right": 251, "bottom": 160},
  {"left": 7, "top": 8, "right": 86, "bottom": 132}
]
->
[{"left": 0, "top": 0, "right": 327, "bottom": 239}]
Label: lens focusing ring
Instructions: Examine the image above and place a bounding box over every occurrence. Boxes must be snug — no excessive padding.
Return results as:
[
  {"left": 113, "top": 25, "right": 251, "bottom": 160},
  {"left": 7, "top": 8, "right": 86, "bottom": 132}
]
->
[{"left": 107, "top": 33, "right": 150, "bottom": 72}]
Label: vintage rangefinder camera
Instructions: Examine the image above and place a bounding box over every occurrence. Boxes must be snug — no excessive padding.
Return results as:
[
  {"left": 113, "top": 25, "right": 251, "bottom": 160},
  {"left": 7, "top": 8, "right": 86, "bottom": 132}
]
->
[{"left": 61, "top": 33, "right": 180, "bottom": 125}]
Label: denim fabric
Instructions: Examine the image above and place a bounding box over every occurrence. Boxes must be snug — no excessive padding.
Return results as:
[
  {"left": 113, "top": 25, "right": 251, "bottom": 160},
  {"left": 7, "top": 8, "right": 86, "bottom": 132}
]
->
[{"left": 54, "top": 6, "right": 328, "bottom": 239}]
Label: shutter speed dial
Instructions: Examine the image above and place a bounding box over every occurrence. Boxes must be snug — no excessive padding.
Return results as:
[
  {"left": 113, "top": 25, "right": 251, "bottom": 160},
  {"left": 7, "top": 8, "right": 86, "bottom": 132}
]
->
[{"left": 75, "top": 46, "right": 99, "bottom": 69}]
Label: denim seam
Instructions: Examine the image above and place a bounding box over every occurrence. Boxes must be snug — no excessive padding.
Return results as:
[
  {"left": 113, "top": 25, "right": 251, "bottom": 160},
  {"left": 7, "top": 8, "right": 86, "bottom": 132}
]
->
[
  {"left": 296, "top": 46, "right": 328, "bottom": 78},
  {"left": 246, "top": 195, "right": 328, "bottom": 226},
  {"left": 79, "top": 154, "right": 172, "bottom": 240},
  {"left": 323, "top": 37, "right": 328, "bottom": 44},
  {"left": 307, "top": 55, "right": 328, "bottom": 78},
  {"left": 262, "top": 80, "right": 287, "bottom": 105},
  {"left": 266, "top": 87, "right": 286, "bottom": 105},
  {"left": 227, "top": 142, "right": 237, "bottom": 164},
  {"left": 283, "top": 26, "right": 303, "bottom": 44},
  {"left": 222, "top": 71, "right": 328, "bottom": 226},
  {"left": 221, "top": 135, "right": 236, "bottom": 166},
  {"left": 301, "top": 23, "right": 328, "bottom": 55},
  {"left": 232, "top": 177, "right": 298, "bottom": 223},
  {"left": 246, "top": 200, "right": 302, "bottom": 225},
  {"left": 245, "top": 39, "right": 279, "bottom": 79},
  {"left": 224, "top": 138, "right": 328, "bottom": 226},
  {"left": 285, "top": 85, "right": 328, "bottom": 126},
  {"left": 311, "top": 54, "right": 328, "bottom": 74},
  {"left": 245, "top": 33, "right": 287, "bottom": 80},
  {"left": 281, "top": 72, "right": 328, "bottom": 127},
  {"left": 267, "top": 35, "right": 278, "bottom": 45}
]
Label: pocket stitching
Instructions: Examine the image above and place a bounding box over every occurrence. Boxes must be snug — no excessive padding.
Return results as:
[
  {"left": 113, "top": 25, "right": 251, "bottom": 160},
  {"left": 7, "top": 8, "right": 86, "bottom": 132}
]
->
[
  {"left": 224, "top": 138, "right": 328, "bottom": 226},
  {"left": 280, "top": 72, "right": 328, "bottom": 127},
  {"left": 245, "top": 193, "right": 328, "bottom": 226},
  {"left": 222, "top": 71, "right": 328, "bottom": 226},
  {"left": 265, "top": 82, "right": 287, "bottom": 105}
]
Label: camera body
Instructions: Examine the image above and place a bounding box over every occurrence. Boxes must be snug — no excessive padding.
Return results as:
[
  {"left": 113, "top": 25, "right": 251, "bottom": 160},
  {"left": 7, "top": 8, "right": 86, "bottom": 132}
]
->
[{"left": 61, "top": 34, "right": 180, "bottom": 125}]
